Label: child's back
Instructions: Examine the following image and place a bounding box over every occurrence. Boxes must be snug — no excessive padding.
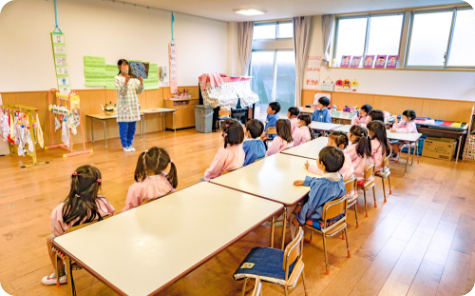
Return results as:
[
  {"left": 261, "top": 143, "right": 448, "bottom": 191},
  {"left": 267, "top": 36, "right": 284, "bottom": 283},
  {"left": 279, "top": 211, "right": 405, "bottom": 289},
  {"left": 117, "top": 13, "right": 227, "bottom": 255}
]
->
[
  {"left": 292, "top": 114, "right": 314, "bottom": 147},
  {"left": 347, "top": 125, "right": 373, "bottom": 181},
  {"left": 266, "top": 119, "right": 294, "bottom": 156},
  {"left": 243, "top": 119, "right": 266, "bottom": 166},
  {"left": 346, "top": 143, "right": 372, "bottom": 180}
]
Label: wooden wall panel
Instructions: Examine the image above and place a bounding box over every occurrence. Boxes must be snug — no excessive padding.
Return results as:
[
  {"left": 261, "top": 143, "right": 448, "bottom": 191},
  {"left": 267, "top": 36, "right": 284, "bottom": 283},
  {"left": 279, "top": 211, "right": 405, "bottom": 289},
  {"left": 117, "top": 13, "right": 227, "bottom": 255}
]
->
[{"left": 301, "top": 89, "right": 474, "bottom": 123}]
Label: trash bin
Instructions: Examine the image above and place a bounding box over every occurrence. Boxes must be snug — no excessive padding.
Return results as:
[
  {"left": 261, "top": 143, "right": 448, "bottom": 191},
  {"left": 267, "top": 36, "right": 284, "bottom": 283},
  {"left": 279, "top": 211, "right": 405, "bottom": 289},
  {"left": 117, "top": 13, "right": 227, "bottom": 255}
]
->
[{"left": 195, "top": 105, "right": 214, "bottom": 133}]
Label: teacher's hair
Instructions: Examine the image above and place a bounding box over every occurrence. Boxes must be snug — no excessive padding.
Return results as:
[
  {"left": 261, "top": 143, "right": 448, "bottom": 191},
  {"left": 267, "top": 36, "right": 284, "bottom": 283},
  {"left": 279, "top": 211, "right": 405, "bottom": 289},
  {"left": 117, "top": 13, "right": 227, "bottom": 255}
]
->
[{"left": 117, "top": 59, "right": 129, "bottom": 75}]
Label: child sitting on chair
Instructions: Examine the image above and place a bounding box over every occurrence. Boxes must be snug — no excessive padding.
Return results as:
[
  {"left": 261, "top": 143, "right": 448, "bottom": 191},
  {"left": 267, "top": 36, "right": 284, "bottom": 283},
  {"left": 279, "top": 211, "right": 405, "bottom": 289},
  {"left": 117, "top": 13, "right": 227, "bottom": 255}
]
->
[
  {"left": 287, "top": 107, "right": 300, "bottom": 133},
  {"left": 290, "top": 146, "right": 346, "bottom": 237},
  {"left": 122, "top": 147, "right": 177, "bottom": 212},
  {"left": 261, "top": 102, "right": 280, "bottom": 141},
  {"left": 311, "top": 97, "right": 331, "bottom": 123},
  {"left": 42, "top": 165, "right": 115, "bottom": 286},
  {"left": 243, "top": 119, "right": 266, "bottom": 166}
]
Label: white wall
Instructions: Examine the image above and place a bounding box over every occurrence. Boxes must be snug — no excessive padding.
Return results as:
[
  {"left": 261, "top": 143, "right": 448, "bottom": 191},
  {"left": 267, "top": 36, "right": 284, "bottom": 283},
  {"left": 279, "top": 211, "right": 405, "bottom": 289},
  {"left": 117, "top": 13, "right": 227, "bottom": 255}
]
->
[
  {"left": 0, "top": 0, "right": 227, "bottom": 92},
  {"left": 307, "top": 15, "right": 475, "bottom": 101}
]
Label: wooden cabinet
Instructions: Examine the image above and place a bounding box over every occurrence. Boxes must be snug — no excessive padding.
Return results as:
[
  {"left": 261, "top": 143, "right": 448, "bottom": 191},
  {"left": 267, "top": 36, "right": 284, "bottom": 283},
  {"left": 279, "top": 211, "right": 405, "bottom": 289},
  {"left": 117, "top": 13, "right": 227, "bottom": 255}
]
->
[{"left": 165, "top": 98, "right": 199, "bottom": 130}]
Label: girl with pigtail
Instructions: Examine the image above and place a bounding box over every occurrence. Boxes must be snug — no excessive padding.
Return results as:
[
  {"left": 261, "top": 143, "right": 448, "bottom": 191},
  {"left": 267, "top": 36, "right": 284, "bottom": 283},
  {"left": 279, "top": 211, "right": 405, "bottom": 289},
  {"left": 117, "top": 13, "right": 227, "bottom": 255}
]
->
[
  {"left": 42, "top": 165, "right": 115, "bottom": 286},
  {"left": 202, "top": 118, "right": 245, "bottom": 181},
  {"left": 122, "top": 146, "right": 178, "bottom": 212},
  {"left": 346, "top": 125, "right": 373, "bottom": 187}
]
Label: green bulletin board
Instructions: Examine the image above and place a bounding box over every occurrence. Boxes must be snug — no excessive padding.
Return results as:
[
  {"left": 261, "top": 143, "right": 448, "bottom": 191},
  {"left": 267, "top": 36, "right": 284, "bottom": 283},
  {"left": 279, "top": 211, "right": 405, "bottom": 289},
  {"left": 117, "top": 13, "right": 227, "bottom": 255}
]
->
[{"left": 83, "top": 56, "right": 159, "bottom": 90}]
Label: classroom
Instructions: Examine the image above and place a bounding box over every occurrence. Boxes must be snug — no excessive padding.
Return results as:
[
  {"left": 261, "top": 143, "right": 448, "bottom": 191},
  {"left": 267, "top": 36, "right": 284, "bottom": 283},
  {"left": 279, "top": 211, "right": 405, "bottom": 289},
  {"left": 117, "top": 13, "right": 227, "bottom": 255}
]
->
[{"left": 0, "top": 0, "right": 475, "bottom": 295}]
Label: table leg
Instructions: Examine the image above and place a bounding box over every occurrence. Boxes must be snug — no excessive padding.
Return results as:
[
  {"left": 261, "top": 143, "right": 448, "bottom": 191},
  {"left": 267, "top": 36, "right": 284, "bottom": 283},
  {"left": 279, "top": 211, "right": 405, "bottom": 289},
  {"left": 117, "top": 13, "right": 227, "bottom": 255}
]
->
[
  {"left": 270, "top": 216, "right": 275, "bottom": 248},
  {"left": 174, "top": 111, "right": 176, "bottom": 135},
  {"left": 281, "top": 207, "right": 288, "bottom": 250},
  {"left": 103, "top": 120, "right": 107, "bottom": 148},
  {"left": 65, "top": 256, "right": 74, "bottom": 296},
  {"left": 404, "top": 143, "right": 410, "bottom": 174},
  {"left": 91, "top": 118, "right": 95, "bottom": 143},
  {"left": 456, "top": 135, "right": 462, "bottom": 164},
  {"left": 162, "top": 113, "right": 166, "bottom": 133}
]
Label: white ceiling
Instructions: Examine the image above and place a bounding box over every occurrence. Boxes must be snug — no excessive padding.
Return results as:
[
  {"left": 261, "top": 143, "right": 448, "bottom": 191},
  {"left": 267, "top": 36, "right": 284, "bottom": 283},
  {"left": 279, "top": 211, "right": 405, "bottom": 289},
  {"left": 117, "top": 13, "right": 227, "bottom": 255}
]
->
[{"left": 102, "top": 0, "right": 467, "bottom": 22}]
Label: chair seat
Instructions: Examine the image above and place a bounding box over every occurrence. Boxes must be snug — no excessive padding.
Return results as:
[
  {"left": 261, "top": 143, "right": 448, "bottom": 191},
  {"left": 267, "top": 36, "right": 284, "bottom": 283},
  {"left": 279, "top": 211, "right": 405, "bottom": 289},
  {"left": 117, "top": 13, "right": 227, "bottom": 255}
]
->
[
  {"left": 347, "top": 194, "right": 358, "bottom": 205},
  {"left": 307, "top": 217, "right": 346, "bottom": 236},
  {"left": 375, "top": 170, "right": 390, "bottom": 178},
  {"left": 233, "top": 247, "right": 297, "bottom": 285},
  {"left": 357, "top": 179, "right": 375, "bottom": 189}
]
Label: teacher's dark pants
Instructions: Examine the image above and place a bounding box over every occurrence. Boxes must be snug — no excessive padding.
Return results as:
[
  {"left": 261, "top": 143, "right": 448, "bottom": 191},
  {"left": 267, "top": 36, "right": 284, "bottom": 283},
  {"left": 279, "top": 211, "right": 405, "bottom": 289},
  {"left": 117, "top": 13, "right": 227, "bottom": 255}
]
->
[{"left": 118, "top": 122, "right": 136, "bottom": 148}]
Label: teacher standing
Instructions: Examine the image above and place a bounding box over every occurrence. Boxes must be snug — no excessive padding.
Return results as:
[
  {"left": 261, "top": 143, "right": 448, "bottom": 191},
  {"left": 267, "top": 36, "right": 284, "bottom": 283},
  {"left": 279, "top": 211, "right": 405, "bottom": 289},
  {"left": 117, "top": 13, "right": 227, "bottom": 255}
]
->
[{"left": 114, "top": 59, "right": 144, "bottom": 152}]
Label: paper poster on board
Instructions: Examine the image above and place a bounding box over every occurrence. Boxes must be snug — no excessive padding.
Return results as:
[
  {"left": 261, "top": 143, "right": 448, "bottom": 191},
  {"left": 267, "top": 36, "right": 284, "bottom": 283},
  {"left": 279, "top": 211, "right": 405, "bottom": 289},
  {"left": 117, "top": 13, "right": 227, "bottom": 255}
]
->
[
  {"left": 304, "top": 56, "right": 321, "bottom": 90},
  {"left": 169, "top": 44, "right": 178, "bottom": 94}
]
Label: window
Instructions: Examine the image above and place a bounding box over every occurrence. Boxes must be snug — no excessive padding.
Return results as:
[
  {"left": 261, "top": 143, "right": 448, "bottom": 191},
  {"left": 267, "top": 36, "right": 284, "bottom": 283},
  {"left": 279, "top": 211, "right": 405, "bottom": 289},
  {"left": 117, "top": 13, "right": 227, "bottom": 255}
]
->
[
  {"left": 447, "top": 9, "right": 475, "bottom": 67},
  {"left": 332, "top": 6, "right": 474, "bottom": 69},
  {"left": 334, "top": 14, "right": 404, "bottom": 67},
  {"left": 407, "top": 11, "right": 453, "bottom": 66},
  {"left": 251, "top": 22, "right": 295, "bottom": 119}
]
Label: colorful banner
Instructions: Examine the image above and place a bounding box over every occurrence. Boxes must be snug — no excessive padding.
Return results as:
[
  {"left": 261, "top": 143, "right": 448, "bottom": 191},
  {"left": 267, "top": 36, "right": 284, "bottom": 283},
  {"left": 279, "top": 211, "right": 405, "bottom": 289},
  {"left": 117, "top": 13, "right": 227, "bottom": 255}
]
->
[{"left": 51, "top": 33, "right": 71, "bottom": 95}]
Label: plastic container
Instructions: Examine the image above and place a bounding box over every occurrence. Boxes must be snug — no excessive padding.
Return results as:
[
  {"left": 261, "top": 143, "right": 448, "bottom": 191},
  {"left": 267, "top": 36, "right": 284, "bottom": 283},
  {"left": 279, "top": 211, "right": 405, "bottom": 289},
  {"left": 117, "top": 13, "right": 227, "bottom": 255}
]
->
[{"left": 195, "top": 105, "right": 214, "bottom": 133}]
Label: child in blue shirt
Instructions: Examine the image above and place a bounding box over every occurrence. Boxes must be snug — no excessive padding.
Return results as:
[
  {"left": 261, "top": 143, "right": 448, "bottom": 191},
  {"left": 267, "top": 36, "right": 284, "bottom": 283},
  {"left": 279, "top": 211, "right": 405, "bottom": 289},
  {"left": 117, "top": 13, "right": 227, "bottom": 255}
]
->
[
  {"left": 261, "top": 102, "right": 280, "bottom": 141},
  {"left": 290, "top": 146, "right": 347, "bottom": 237},
  {"left": 243, "top": 119, "right": 266, "bottom": 166},
  {"left": 311, "top": 97, "right": 332, "bottom": 123}
]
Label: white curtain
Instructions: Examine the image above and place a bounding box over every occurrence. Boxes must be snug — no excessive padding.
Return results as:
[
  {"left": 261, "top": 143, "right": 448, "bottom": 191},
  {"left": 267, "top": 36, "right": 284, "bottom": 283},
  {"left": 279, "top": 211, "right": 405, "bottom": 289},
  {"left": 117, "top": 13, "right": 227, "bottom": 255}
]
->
[
  {"left": 322, "top": 15, "right": 335, "bottom": 66},
  {"left": 293, "top": 16, "right": 312, "bottom": 106},
  {"left": 237, "top": 21, "right": 254, "bottom": 76}
]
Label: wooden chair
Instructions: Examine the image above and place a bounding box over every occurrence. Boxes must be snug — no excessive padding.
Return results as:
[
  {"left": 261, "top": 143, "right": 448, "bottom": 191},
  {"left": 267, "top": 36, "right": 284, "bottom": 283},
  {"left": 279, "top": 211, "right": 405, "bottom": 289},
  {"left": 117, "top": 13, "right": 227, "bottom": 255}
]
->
[
  {"left": 397, "top": 141, "right": 420, "bottom": 165},
  {"left": 233, "top": 227, "right": 308, "bottom": 296},
  {"left": 54, "top": 216, "right": 112, "bottom": 288},
  {"left": 264, "top": 126, "right": 277, "bottom": 150},
  {"left": 305, "top": 196, "right": 350, "bottom": 275},
  {"left": 345, "top": 177, "right": 359, "bottom": 228},
  {"left": 357, "top": 164, "right": 376, "bottom": 217},
  {"left": 375, "top": 155, "right": 392, "bottom": 202}
]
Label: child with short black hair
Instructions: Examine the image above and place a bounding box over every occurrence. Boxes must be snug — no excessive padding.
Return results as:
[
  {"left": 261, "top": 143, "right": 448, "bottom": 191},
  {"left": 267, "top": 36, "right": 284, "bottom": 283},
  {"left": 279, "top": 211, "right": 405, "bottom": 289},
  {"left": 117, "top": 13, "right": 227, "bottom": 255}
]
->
[
  {"left": 292, "top": 114, "right": 315, "bottom": 147},
  {"left": 368, "top": 109, "right": 385, "bottom": 122},
  {"left": 261, "top": 102, "right": 281, "bottom": 141},
  {"left": 203, "top": 119, "right": 245, "bottom": 181},
  {"left": 122, "top": 147, "right": 177, "bottom": 211},
  {"left": 266, "top": 119, "right": 293, "bottom": 156},
  {"left": 288, "top": 107, "right": 300, "bottom": 133},
  {"left": 243, "top": 119, "right": 266, "bottom": 166},
  {"left": 42, "top": 165, "right": 115, "bottom": 286},
  {"left": 311, "top": 97, "right": 331, "bottom": 123},
  {"left": 390, "top": 109, "right": 418, "bottom": 161},
  {"left": 291, "top": 146, "right": 347, "bottom": 237},
  {"left": 352, "top": 104, "right": 372, "bottom": 127}
]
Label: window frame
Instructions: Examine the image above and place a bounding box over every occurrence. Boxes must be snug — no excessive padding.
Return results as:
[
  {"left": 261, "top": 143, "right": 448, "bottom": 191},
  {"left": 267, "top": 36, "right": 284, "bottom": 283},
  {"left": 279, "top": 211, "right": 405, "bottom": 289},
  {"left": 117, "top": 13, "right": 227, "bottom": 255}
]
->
[
  {"left": 332, "top": 5, "right": 475, "bottom": 71},
  {"left": 253, "top": 20, "right": 293, "bottom": 41}
]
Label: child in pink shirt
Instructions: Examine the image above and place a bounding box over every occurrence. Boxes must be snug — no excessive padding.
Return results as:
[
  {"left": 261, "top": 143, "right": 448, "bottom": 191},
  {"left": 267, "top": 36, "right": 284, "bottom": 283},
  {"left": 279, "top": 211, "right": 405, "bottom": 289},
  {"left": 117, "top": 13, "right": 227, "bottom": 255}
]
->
[
  {"left": 203, "top": 119, "right": 245, "bottom": 181},
  {"left": 287, "top": 107, "right": 300, "bottom": 133},
  {"left": 347, "top": 125, "right": 373, "bottom": 186},
  {"left": 352, "top": 104, "right": 372, "bottom": 127},
  {"left": 367, "top": 121, "right": 391, "bottom": 172},
  {"left": 292, "top": 114, "right": 315, "bottom": 147},
  {"left": 42, "top": 165, "right": 115, "bottom": 286},
  {"left": 305, "top": 131, "right": 354, "bottom": 180},
  {"left": 390, "top": 109, "right": 418, "bottom": 161},
  {"left": 266, "top": 119, "right": 294, "bottom": 156},
  {"left": 122, "top": 147, "right": 177, "bottom": 212}
]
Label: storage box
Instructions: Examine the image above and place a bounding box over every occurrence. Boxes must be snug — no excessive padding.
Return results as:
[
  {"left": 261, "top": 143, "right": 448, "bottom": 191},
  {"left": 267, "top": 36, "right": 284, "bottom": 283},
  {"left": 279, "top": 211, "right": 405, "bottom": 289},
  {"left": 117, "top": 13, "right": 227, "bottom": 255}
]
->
[{"left": 422, "top": 137, "right": 456, "bottom": 161}]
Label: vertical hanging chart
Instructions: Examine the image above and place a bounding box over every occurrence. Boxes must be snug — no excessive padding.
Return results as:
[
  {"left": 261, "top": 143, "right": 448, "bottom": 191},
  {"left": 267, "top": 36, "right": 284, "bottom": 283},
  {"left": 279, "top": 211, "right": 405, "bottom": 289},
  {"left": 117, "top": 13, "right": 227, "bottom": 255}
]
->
[
  {"left": 169, "top": 44, "right": 178, "bottom": 94},
  {"left": 51, "top": 33, "right": 71, "bottom": 95}
]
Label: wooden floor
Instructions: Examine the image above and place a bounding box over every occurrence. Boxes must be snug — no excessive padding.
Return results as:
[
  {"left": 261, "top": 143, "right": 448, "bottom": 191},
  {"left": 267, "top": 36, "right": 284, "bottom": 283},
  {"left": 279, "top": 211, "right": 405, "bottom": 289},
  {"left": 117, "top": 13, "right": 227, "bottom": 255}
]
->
[{"left": 1, "top": 129, "right": 475, "bottom": 296}]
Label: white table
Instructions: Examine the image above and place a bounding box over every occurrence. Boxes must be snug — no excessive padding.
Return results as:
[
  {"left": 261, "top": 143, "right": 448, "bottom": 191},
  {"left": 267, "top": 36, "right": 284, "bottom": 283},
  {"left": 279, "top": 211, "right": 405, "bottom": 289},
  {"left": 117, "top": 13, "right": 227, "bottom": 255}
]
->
[
  {"left": 142, "top": 108, "right": 176, "bottom": 135},
  {"left": 281, "top": 137, "right": 328, "bottom": 160},
  {"left": 310, "top": 121, "right": 343, "bottom": 132},
  {"left": 87, "top": 112, "right": 145, "bottom": 148},
  {"left": 53, "top": 182, "right": 283, "bottom": 296},
  {"left": 333, "top": 125, "right": 351, "bottom": 133},
  {"left": 211, "top": 153, "right": 321, "bottom": 249}
]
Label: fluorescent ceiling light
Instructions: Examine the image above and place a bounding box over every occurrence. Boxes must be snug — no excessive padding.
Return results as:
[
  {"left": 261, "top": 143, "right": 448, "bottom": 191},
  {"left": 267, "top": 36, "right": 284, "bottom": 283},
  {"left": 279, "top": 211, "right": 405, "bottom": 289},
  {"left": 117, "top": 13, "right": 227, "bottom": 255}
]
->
[{"left": 234, "top": 9, "right": 266, "bottom": 16}]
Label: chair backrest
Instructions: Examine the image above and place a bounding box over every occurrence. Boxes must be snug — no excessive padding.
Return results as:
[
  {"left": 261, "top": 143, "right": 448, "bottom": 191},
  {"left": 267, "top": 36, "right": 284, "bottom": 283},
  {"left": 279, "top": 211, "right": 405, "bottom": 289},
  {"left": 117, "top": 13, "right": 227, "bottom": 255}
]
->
[
  {"left": 266, "top": 126, "right": 277, "bottom": 136},
  {"left": 65, "top": 215, "right": 111, "bottom": 233},
  {"left": 364, "top": 163, "right": 375, "bottom": 180},
  {"left": 283, "top": 227, "right": 304, "bottom": 280},
  {"left": 322, "top": 196, "right": 348, "bottom": 225},
  {"left": 382, "top": 155, "right": 390, "bottom": 172},
  {"left": 344, "top": 176, "right": 357, "bottom": 193}
]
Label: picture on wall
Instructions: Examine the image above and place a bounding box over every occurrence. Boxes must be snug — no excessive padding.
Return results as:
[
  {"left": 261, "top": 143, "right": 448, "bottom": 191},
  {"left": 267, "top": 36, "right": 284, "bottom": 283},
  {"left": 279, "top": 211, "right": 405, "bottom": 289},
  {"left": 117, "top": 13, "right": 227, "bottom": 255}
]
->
[
  {"left": 350, "top": 56, "right": 362, "bottom": 68},
  {"left": 375, "top": 55, "right": 387, "bottom": 68},
  {"left": 363, "top": 55, "right": 375, "bottom": 68},
  {"left": 386, "top": 55, "right": 399, "bottom": 68},
  {"left": 340, "top": 55, "right": 351, "bottom": 68}
]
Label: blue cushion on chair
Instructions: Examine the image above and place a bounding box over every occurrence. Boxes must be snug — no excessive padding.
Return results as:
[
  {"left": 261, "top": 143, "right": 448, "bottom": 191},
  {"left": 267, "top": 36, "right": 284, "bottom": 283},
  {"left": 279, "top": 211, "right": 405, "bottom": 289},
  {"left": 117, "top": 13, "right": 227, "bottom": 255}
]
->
[{"left": 233, "top": 247, "right": 296, "bottom": 281}]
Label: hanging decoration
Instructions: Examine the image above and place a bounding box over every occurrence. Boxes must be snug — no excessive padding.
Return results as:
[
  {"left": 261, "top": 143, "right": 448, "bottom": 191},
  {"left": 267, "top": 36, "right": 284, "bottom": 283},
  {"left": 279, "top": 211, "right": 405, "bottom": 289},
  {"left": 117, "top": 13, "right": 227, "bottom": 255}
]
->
[
  {"left": 304, "top": 56, "right": 321, "bottom": 90},
  {"left": 169, "top": 12, "right": 178, "bottom": 94},
  {"left": 351, "top": 80, "right": 359, "bottom": 92},
  {"left": 335, "top": 79, "right": 343, "bottom": 91},
  {"left": 50, "top": 0, "right": 70, "bottom": 95},
  {"left": 343, "top": 79, "right": 351, "bottom": 91}
]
